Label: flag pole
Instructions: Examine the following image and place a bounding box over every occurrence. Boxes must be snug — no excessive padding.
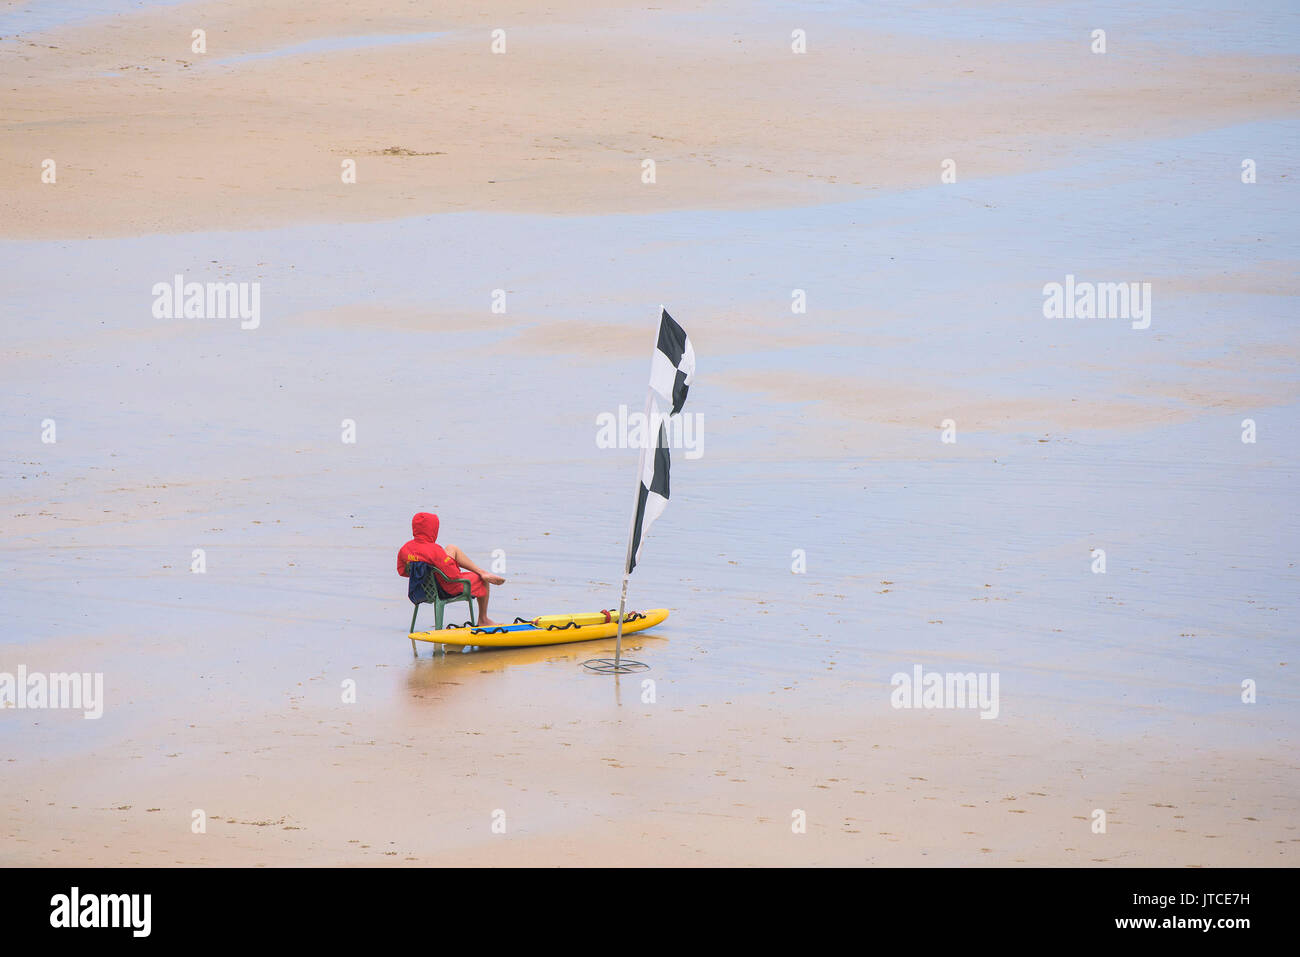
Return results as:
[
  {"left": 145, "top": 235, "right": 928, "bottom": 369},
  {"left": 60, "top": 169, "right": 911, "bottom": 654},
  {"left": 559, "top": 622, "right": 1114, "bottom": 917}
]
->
[
  {"left": 584, "top": 307, "right": 665, "bottom": 675},
  {"left": 611, "top": 306, "right": 668, "bottom": 671},
  {"left": 613, "top": 384, "right": 654, "bottom": 669}
]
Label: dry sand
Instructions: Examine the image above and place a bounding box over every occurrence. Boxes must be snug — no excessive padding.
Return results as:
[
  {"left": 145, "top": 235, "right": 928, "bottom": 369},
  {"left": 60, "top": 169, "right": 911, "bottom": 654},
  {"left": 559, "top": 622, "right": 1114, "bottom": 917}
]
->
[{"left": 2, "top": 0, "right": 1296, "bottom": 239}]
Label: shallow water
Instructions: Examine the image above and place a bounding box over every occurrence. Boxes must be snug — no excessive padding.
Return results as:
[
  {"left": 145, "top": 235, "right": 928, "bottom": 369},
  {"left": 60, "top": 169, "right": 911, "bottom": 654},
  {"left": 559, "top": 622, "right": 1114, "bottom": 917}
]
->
[
  {"left": 211, "top": 32, "right": 450, "bottom": 67},
  {"left": 758, "top": 0, "right": 1300, "bottom": 55},
  {"left": 0, "top": 0, "right": 187, "bottom": 38},
  {"left": 3, "top": 94, "right": 1296, "bottom": 764}
]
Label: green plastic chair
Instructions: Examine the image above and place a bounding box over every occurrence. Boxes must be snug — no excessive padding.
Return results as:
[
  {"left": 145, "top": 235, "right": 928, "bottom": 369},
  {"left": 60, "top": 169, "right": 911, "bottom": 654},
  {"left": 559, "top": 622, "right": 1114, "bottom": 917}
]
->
[{"left": 407, "top": 561, "right": 476, "bottom": 656}]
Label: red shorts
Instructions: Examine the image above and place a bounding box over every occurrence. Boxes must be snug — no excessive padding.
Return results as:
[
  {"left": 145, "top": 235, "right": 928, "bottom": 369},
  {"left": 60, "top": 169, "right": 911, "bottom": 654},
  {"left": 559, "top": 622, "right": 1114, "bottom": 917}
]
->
[{"left": 455, "top": 568, "right": 488, "bottom": 599}]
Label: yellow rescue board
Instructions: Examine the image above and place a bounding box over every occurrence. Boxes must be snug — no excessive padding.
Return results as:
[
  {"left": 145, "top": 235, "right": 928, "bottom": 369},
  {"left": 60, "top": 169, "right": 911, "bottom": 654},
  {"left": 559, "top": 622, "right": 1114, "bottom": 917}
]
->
[{"left": 411, "top": 608, "right": 669, "bottom": 648}]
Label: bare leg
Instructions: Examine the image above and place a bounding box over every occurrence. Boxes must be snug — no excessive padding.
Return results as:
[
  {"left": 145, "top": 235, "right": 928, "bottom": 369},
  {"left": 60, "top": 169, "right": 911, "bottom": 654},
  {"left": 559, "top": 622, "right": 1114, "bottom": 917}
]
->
[
  {"left": 444, "top": 544, "right": 505, "bottom": 585},
  {"left": 444, "top": 545, "right": 505, "bottom": 626},
  {"left": 476, "top": 589, "right": 494, "bottom": 626}
]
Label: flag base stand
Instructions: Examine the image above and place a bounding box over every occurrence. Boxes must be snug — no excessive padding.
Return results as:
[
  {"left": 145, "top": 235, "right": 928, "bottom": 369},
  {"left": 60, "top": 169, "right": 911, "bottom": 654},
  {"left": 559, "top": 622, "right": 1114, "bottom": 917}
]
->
[{"left": 581, "top": 657, "right": 649, "bottom": 674}]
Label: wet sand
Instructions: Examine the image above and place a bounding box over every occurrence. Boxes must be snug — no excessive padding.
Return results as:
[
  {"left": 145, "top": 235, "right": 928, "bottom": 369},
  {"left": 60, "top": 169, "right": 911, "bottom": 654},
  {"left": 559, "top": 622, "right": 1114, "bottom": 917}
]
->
[{"left": 10, "top": 651, "right": 1296, "bottom": 866}]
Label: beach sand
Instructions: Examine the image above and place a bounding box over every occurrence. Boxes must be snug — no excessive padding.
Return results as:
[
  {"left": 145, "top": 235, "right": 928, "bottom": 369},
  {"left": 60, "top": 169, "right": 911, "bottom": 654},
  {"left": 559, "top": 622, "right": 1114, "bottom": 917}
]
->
[
  {"left": 2, "top": 0, "right": 1298, "bottom": 866},
  {"left": 3, "top": 0, "right": 1296, "bottom": 238},
  {"left": 10, "top": 652, "right": 1296, "bottom": 866}
]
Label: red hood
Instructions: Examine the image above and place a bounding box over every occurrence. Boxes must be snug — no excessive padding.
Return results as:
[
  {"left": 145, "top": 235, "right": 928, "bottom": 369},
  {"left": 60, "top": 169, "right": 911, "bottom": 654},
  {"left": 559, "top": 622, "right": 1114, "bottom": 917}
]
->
[{"left": 411, "top": 512, "right": 439, "bottom": 543}]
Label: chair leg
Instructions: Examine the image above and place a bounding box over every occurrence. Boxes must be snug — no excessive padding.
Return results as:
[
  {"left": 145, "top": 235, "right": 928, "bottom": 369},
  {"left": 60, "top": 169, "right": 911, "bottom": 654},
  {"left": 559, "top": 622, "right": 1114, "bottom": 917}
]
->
[
  {"left": 433, "top": 603, "right": 448, "bottom": 656},
  {"left": 409, "top": 604, "right": 420, "bottom": 657}
]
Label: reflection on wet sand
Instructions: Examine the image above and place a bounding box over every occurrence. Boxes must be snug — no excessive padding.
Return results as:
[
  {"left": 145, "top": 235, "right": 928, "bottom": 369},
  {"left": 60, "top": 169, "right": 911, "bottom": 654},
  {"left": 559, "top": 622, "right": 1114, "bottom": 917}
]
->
[{"left": 404, "top": 638, "right": 665, "bottom": 703}]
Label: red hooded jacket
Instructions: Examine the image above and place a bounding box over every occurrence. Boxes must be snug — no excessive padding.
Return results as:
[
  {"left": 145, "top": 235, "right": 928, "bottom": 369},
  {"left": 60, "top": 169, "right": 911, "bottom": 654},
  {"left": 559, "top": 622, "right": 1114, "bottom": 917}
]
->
[{"left": 397, "top": 512, "right": 485, "bottom": 597}]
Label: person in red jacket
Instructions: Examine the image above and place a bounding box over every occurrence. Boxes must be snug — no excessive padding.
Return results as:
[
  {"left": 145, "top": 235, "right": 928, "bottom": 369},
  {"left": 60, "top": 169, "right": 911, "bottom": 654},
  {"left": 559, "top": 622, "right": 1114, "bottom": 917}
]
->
[{"left": 397, "top": 512, "right": 506, "bottom": 626}]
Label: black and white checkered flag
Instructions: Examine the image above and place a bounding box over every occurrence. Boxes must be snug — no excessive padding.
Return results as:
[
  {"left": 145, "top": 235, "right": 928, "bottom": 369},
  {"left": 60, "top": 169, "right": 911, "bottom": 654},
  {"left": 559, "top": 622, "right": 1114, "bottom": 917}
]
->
[
  {"left": 628, "top": 398, "right": 670, "bottom": 574},
  {"left": 648, "top": 308, "right": 695, "bottom": 415},
  {"left": 627, "top": 309, "right": 694, "bottom": 574}
]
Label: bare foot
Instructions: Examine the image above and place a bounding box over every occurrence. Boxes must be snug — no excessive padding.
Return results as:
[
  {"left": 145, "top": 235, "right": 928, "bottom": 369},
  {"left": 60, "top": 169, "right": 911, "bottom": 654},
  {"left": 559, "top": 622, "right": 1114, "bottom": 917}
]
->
[{"left": 479, "top": 617, "right": 501, "bottom": 627}]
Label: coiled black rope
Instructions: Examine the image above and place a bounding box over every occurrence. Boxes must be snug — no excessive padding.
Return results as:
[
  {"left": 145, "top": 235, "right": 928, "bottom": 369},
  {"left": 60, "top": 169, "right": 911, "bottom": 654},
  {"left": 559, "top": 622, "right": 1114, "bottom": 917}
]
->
[{"left": 447, "top": 611, "right": 648, "bottom": 635}]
